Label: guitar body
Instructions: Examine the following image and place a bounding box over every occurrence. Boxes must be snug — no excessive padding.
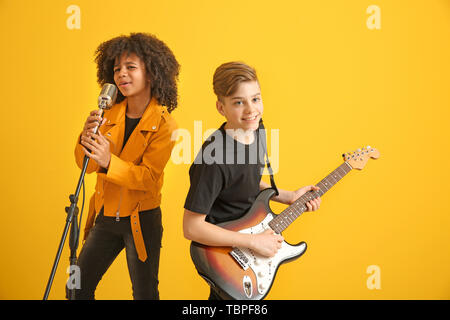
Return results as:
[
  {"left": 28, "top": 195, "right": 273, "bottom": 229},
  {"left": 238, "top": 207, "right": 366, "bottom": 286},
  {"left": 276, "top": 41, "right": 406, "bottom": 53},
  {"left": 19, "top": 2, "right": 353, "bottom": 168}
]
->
[{"left": 190, "top": 188, "right": 307, "bottom": 300}]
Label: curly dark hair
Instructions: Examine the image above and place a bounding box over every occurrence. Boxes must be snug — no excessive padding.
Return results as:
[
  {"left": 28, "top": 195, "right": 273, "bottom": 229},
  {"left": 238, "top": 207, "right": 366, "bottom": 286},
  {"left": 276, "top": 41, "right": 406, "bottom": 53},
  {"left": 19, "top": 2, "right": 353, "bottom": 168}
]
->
[{"left": 94, "top": 32, "right": 180, "bottom": 112}]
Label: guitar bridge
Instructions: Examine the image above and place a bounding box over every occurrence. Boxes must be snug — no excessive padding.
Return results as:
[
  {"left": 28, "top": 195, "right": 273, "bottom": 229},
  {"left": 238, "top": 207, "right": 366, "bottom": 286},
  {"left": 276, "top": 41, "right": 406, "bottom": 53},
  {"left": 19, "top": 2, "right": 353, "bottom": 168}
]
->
[{"left": 229, "top": 248, "right": 249, "bottom": 270}]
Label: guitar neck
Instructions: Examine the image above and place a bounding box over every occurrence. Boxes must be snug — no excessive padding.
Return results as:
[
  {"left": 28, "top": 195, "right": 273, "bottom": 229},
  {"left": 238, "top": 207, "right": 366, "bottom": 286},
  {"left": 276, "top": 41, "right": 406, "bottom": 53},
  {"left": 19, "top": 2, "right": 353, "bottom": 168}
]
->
[{"left": 268, "top": 161, "right": 353, "bottom": 233}]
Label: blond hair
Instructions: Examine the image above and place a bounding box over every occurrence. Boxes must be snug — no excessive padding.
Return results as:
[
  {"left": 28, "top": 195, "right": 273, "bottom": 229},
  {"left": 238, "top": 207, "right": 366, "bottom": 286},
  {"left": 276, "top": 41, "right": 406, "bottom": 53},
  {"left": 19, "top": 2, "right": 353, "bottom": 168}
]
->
[{"left": 213, "top": 62, "right": 259, "bottom": 101}]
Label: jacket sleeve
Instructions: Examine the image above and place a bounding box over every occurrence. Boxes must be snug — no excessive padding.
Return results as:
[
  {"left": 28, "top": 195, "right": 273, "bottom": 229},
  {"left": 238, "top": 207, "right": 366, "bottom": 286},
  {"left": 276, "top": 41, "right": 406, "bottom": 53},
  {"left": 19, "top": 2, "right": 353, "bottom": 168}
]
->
[
  {"left": 98, "top": 116, "right": 178, "bottom": 191},
  {"left": 74, "top": 133, "right": 100, "bottom": 173}
]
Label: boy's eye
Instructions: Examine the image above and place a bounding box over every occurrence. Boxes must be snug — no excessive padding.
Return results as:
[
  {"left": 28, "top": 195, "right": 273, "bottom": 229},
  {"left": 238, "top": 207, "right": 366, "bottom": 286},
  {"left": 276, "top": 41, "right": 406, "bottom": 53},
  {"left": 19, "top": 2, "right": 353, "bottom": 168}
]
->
[
  {"left": 253, "top": 97, "right": 260, "bottom": 102},
  {"left": 114, "top": 68, "right": 120, "bottom": 73},
  {"left": 234, "top": 101, "right": 243, "bottom": 106}
]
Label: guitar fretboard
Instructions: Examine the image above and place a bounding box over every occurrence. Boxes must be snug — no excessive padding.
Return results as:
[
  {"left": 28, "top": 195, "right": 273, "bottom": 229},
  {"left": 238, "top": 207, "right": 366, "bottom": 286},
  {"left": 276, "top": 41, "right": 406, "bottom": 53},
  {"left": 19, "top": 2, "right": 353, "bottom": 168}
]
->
[{"left": 268, "top": 162, "right": 353, "bottom": 233}]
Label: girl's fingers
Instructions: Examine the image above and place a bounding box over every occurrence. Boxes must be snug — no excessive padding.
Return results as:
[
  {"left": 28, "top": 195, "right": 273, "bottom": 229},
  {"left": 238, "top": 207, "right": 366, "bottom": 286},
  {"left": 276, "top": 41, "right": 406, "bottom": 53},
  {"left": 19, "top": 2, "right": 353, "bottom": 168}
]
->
[
  {"left": 86, "top": 117, "right": 102, "bottom": 128},
  {"left": 97, "top": 131, "right": 105, "bottom": 141},
  {"left": 81, "top": 137, "right": 99, "bottom": 150},
  {"left": 87, "top": 115, "right": 102, "bottom": 122},
  {"left": 84, "top": 122, "right": 100, "bottom": 135},
  {"left": 91, "top": 133, "right": 104, "bottom": 145},
  {"left": 82, "top": 147, "right": 95, "bottom": 159},
  {"left": 93, "top": 132, "right": 109, "bottom": 146},
  {"left": 89, "top": 110, "right": 102, "bottom": 120},
  {"left": 86, "top": 121, "right": 100, "bottom": 128}
]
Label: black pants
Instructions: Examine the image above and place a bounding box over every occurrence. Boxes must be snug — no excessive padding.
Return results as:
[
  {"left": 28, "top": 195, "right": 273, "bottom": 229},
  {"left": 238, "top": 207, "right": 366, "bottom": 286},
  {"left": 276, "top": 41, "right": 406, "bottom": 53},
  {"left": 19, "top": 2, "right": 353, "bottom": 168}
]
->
[{"left": 72, "top": 207, "right": 163, "bottom": 300}]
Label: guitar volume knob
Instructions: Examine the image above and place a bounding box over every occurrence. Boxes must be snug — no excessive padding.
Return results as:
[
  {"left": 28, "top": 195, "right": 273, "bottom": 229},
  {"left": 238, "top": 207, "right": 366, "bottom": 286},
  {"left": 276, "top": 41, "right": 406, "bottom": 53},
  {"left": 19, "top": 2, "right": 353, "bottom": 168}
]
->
[{"left": 259, "top": 283, "right": 266, "bottom": 291}]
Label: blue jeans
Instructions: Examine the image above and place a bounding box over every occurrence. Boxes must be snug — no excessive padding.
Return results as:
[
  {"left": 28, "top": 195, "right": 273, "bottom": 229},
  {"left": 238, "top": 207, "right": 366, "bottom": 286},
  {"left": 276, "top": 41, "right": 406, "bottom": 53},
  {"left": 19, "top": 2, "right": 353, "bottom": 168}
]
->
[{"left": 72, "top": 207, "right": 163, "bottom": 300}]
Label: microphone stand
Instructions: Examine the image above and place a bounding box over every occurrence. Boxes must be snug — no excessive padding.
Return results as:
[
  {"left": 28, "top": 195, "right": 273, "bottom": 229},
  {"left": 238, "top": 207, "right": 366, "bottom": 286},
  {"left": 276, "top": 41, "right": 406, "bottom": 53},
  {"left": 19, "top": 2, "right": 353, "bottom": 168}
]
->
[
  {"left": 43, "top": 113, "right": 104, "bottom": 300},
  {"left": 43, "top": 83, "right": 116, "bottom": 300}
]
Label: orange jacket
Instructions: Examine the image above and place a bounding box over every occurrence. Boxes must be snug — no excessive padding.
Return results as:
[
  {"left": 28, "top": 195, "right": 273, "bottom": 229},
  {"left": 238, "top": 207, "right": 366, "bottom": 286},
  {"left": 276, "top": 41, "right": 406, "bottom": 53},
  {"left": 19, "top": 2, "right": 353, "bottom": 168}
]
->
[{"left": 74, "top": 97, "right": 177, "bottom": 261}]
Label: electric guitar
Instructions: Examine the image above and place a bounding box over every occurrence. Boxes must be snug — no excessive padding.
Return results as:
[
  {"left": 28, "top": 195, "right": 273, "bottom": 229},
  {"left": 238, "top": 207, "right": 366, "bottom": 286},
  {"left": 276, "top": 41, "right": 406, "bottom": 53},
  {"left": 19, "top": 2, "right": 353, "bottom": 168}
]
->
[{"left": 190, "top": 146, "right": 380, "bottom": 300}]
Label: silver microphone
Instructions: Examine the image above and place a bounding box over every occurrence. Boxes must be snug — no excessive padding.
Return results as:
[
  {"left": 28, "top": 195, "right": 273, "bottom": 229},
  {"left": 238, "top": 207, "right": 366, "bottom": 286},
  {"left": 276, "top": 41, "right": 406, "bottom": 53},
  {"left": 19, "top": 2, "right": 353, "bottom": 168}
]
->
[
  {"left": 91, "top": 83, "right": 118, "bottom": 136},
  {"left": 98, "top": 83, "right": 118, "bottom": 110}
]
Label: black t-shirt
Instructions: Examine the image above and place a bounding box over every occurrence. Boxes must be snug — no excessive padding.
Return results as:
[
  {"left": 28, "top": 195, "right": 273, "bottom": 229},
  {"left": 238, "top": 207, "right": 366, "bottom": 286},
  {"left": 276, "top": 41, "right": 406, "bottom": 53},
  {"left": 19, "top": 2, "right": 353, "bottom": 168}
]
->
[
  {"left": 184, "top": 122, "right": 266, "bottom": 224},
  {"left": 123, "top": 115, "right": 141, "bottom": 148}
]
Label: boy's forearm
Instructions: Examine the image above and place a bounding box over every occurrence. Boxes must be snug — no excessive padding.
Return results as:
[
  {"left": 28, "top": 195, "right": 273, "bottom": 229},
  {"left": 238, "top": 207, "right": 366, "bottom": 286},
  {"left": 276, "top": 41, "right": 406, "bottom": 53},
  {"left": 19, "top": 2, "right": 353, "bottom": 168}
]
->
[
  {"left": 183, "top": 211, "right": 253, "bottom": 248},
  {"left": 259, "top": 180, "right": 293, "bottom": 204}
]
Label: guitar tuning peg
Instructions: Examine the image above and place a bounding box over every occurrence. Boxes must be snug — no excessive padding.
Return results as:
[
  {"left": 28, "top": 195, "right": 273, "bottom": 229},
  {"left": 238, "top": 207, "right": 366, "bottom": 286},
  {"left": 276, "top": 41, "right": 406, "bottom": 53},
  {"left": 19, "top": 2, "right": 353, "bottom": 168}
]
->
[{"left": 342, "top": 152, "right": 350, "bottom": 160}]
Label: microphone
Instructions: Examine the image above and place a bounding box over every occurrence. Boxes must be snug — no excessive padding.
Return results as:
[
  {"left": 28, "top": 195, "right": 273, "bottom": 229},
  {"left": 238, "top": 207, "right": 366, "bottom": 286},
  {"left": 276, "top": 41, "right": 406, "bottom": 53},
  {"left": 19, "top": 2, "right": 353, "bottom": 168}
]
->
[
  {"left": 98, "top": 83, "right": 118, "bottom": 110},
  {"left": 92, "top": 83, "right": 118, "bottom": 135},
  {"left": 83, "top": 83, "right": 118, "bottom": 154}
]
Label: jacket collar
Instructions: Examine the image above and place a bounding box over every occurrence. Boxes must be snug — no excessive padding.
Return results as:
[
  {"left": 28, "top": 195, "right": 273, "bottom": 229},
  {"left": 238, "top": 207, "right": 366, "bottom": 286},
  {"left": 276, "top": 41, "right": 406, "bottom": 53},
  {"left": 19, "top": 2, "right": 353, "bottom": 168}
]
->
[
  {"left": 102, "top": 97, "right": 167, "bottom": 158},
  {"left": 106, "top": 97, "right": 165, "bottom": 132}
]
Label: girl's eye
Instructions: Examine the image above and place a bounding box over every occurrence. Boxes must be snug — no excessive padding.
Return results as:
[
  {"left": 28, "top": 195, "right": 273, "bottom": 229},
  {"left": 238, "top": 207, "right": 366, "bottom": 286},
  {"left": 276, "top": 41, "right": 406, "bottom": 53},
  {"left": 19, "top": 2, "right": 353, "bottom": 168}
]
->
[
  {"left": 234, "top": 101, "right": 243, "bottom": 106},
  {"left": 113, "top": 66, "right": 136, "bottom": 73},
  {"left": 253, "top": 97, "right": 260, "bottom": 102}
]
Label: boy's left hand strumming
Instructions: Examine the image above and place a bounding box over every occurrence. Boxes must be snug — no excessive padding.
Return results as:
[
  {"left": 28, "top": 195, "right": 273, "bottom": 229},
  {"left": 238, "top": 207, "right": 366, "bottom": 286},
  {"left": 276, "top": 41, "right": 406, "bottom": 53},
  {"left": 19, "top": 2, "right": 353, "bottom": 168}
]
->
[
  {"left": 81, "top": 131, "right": 111, "bottom": 169},
  {"left": 290, "top": 185, "right": 321, "bottom": 211}
]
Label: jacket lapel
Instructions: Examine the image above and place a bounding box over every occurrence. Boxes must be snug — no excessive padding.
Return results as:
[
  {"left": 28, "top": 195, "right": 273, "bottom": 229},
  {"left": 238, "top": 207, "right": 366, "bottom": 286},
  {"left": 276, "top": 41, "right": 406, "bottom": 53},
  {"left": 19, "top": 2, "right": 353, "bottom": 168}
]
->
[
  {"left": 101, "top": 99, "right": 126, "bottom": 156},
  {"left": 119, "top": 97, "right": 164, "bottom": 163}
]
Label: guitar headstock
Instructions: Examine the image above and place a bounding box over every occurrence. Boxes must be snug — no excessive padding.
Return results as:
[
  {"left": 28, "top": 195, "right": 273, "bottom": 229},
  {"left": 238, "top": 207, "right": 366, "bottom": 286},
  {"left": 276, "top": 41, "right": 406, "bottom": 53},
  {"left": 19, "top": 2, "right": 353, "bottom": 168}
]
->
[{"left": 343, "top": 146, "right": 379, "bottom": 170}]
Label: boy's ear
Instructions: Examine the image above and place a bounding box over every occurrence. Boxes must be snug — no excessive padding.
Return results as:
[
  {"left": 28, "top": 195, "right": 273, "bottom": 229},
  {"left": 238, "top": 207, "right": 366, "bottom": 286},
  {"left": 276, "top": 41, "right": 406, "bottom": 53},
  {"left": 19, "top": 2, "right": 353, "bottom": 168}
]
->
[{"left": 216, "top": 100, "right": 225, "bottom": 116}]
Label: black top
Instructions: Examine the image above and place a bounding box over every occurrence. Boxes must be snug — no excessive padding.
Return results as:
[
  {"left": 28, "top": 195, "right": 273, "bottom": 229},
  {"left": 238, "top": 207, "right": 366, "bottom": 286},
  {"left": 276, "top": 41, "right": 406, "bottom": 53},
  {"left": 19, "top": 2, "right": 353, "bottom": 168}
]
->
[
  {"left": 184, "top": 122, "right": 266, "bottom": 224},
  {"left": 123, "top": 115, "right": 141, "bottom": 148}
]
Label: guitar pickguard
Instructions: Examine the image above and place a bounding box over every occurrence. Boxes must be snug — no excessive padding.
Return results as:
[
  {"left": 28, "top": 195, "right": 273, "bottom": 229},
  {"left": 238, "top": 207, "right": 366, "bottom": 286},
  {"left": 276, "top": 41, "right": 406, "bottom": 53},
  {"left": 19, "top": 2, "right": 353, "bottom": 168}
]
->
[{"left": 230, "top": 214, "right": 307, "bottom": 297}]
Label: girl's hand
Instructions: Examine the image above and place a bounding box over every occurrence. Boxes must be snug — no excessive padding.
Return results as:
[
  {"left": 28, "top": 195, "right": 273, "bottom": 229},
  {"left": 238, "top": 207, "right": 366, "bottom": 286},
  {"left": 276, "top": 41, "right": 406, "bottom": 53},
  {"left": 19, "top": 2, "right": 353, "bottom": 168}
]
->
[
  {"left": 81, "top": 131, "right": 111, "bottom": 169},
  {"left": 290, "top": 185, "right": 322, "bottom": 211},
  {"left": 81, "top": 109, "right": 105, "bottom": 141}
]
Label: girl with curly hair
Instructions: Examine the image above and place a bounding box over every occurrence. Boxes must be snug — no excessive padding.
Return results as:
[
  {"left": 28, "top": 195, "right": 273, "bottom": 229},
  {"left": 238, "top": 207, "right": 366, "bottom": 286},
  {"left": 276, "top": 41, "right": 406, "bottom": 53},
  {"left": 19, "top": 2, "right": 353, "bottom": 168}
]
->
[{"left": 73, "top": 33, "right": 179, "bottom": 299}]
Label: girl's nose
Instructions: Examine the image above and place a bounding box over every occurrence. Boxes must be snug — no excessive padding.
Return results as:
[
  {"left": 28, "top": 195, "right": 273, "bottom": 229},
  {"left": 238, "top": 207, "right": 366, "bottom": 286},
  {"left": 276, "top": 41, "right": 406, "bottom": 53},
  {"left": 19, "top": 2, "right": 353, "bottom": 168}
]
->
[{"left": 118, "top": 67, "right": 127, "bottom": 77}]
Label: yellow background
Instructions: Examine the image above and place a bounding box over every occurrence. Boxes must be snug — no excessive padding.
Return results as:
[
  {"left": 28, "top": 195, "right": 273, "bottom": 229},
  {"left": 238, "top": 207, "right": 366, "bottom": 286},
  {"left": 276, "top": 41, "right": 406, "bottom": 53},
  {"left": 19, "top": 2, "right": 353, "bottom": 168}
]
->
[{"left": 0, "top": 0, "right": 449, "bottom": 300}]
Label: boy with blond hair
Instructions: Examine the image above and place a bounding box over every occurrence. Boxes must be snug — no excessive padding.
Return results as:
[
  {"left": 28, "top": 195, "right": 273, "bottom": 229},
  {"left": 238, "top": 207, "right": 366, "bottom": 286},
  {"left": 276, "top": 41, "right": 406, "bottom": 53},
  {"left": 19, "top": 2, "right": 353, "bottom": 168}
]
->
[{"left": 183, "top": 62, "right": 321, "bottom": 300}]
